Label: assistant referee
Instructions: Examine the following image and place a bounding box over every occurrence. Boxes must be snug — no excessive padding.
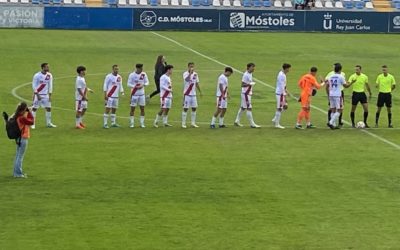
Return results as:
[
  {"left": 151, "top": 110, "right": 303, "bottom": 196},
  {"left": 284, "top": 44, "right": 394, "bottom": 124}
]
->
[{"left": 375, "top": 65, "right": 396, "bottom": 128}]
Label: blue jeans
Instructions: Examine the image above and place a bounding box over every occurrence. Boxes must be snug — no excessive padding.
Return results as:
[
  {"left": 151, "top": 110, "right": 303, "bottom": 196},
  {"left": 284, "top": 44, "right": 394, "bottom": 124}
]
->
[{"left": 13, "top": 138, "right": 28, "bottom": 177}]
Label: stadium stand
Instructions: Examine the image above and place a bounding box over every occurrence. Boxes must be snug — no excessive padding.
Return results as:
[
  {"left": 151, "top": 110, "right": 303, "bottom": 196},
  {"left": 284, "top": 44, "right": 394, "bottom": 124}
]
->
[
  {"left": 0, "top": 0, "right": 397, "bottom": 11},
  {"left": 253, "top": 0, "right": 262, "bottom": 6},
  {"left": 242, "top": 0, "right": 252, "bottom": 6},
  {"left": 192, "top": 0, "right": 200, "bottom": 5},
  {"left": 222, "top": 0, "right": 231, "bottom": 6},
  {"left": 212, "top": 0, "right": 220, "bottom": 6}
]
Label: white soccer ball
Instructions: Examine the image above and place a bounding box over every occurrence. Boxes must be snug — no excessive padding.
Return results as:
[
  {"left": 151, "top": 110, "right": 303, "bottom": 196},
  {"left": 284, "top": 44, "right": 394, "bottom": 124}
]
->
[{"left": 356, "top": 121, "right": 365, "bottom": 129}]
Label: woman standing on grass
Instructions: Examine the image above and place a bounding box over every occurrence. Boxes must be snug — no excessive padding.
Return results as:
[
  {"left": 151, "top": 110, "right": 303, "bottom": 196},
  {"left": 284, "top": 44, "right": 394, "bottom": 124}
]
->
[
  {"left": 13, "top": 102, "right": 34, "bottom": 178},
  {"left": 147, "top": 55, "right": 167, "bottom": 101}
]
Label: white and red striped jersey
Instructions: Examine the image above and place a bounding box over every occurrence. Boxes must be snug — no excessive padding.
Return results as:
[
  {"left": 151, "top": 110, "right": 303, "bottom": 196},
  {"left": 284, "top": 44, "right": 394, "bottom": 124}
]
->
[
  {"left": 75, "top": 76, "right": 87, "bottom": 101},
  {"left": 127, "top": 72, "right": 149, "bottom": 96},
  {"left": 275, "top": 70, "right": 287, "bottom": 95},
  {"left": 183, "top": 71, "right": 199, "bottom": 96},
  {"left": 216, "top": 74, "right": 228, "bottom": 98},
  {"left": 103, "top": 73, "right": 124, "bottom": 98},
  {"left": 241, "top": 71, "right": 253, "bottom": 95},
  {"left": 160, "top": 74, "right": 172, "bottom": 98},
  {"left": 32, "top": 71, "right": 53, "bottom": 95}
]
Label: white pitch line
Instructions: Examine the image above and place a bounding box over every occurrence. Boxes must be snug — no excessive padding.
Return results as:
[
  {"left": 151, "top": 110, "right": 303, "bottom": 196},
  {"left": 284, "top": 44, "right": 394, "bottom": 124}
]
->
[{"left": 151, "top": 31, "right": 400, "bottom": 150}]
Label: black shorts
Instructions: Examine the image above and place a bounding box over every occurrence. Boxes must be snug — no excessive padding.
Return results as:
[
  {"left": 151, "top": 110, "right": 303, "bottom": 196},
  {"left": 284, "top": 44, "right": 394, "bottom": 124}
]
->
[
  {"left": 377, "top": 92, "right": 392, "bottom": 108},
  {"left": 352, "top": 92, "right": 367, "bottom": 105}
]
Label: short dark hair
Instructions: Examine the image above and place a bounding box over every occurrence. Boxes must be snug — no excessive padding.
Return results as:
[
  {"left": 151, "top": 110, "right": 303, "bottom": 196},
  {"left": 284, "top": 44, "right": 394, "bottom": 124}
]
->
[
  {"left": 41, "top": 63, "right": 48, "bottom": 69},
  {"left": 112, "top": 64, "right": 118, "bottom": 69},
  {"left": 334, "top": 64, "right": 342, "bottom": 73},
  {"left": 334, "top": 62, "right": 341, "bottom": 66},
  {"left": 188, "top": 62, "right": 194, "bottom": 67},
  {"left": 136, "top": 64, "right": 143, "bottom": 69},
  {"left": 165, "top": 65, "right": 174, "bottom": 71},
  {"left": 310, "top": 67, "right": 318, "bottom": 73},
  {"left": 355, "top": 65, "right": 362, "bottom": 69},
  {"left": 382, "top": 65, "right": 388, "bottom": 68},
  {"left": 282, "top": 63, "right": 291, "bottom": 70},
  {"left": 76, "top": 66, "right": 86, "bottom": 74},
  {"left": 225, "top": 67, "right": 233, "bottom": 73},
  {"left": 247, "top": 63, "right": 255, "bottom": 69}
]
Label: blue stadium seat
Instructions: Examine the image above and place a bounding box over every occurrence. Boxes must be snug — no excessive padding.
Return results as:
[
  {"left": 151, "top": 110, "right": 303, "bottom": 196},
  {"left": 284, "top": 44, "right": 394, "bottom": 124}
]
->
[
  {"left": 201, "top": 0, "right": 211, "bottom": 5},
  {"left": 192, "top": 0, "right": 200, "bottom": 5},
  {"left": 343, "top": 0, "right": 353, "bottom": 8},
  {"left": 42, "top": 0, "right": 50, "bottom": 4},
  {"left": 396, "top": 2, "right": 400, "bottom": 8},
  {"left": 263, "top": 0, "right": 271, "bottom": 6},
  {"left": 53, "top": 0, "right": 61, "bottom": 4},
  {"left": 108, "top": 0, "right": 117, "bottom": 4},
  {"left": 150, "top": 0, "right": 157, "bottom": 5},
  {"left": 355, "top": 0, "right": 363, "bottom": 8},
  {"left": 253, "top": 0, "right": 262, "bottom": 6},
  {"left": 243, "top": 0, "right": 252, "bottom": 6},
  {"left": 31, "top": 0, "right": 40, "bottom": 4}
]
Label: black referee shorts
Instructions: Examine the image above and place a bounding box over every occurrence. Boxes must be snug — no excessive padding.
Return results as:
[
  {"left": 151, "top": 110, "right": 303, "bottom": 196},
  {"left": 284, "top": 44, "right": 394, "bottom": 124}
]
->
[
  {"left": 352, "top": 92, "right": 367, "bottom": 105},
  {"left": 377, "top": 92, "right": 392, "bottom": 108}
]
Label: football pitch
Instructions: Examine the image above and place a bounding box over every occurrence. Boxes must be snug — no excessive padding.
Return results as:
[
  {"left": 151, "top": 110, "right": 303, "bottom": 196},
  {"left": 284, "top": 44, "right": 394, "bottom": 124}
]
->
[{"left": 1, "top": 29, "right": 400, "bottom": 249}]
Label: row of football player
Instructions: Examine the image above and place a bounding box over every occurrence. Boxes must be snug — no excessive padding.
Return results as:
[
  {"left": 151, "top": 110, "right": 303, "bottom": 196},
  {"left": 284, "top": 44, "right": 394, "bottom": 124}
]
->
[{"left": 30, "top": 62, "right": 395, "bottom": 130}]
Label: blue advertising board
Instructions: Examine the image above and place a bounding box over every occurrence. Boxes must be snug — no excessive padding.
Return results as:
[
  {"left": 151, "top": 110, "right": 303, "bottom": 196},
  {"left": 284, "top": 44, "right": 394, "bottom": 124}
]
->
[
  {"left": 44, "top": 7, "right": 133, "bottom": 30},
  {"left": 41, "top": 7, "right": 400, "bottom": 33},
  {"left": 219, "top": 10, "right": 305, "bottom": 31},
  {"left": 305, "top": 11, "right": 388, "bottom": 33},
  {"left": 388, "top": 12, "right": 400, "bottom": 33},
  {"left": 133, "top": 8, "right": 219, "bottom": 30}
]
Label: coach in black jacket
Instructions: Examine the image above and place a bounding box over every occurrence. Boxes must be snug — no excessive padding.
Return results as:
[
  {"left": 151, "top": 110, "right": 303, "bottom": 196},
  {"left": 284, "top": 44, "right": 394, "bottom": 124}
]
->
[{"left": 148, "top": 55, "right": 167, "bottom": 99}]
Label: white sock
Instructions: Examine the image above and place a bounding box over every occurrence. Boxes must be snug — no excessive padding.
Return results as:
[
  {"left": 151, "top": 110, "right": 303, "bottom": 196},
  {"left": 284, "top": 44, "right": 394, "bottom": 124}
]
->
[
  {"left": 155, "top": 114, "right": 160, "bottom": 123},
  {"left": 163, "top": 115, "right": 168, "bottom": 124},
  {"left": 191, "top": 112, "right": 196, "bottom": 125},
  {"left": 211, "top": 116, "right": 216, "bottom": 125},
  {"left": 182, "top": 111, "right": 187, "bottom": 125},
  {"left": 219, "top": 117, "right": 224, "bottom": 126},
  {"left": 110, "top": 114, "right": 116, "bottom": 124},
  {"left": 140, "top": 116, "right": 145, "bottom": 126},
  {"left": 45, "top": 111, "right": 51, "bottom": 125},
  {"left": 76, "top": 117, "right": 81, "bottom": 126},
  {"left": 235, "top": 108, "right": 244, "bottom": 123},
  {"left": 32, "top": 111, "right": 36, "bottom": 125},
  {"left": 130, "top": 116, "right": 134, "bottom": 125},
  {"left": 329, "top": 112, "right": 340, "bottom": 126},
  {"left": 103, "top": 114, "right": 109, "bottom": 125},
  {"left": 275, "top": 111, "right": 281, "bottom": 125},
  {"left": 246, "top": 111, "right": 255, "bottom": 126}
]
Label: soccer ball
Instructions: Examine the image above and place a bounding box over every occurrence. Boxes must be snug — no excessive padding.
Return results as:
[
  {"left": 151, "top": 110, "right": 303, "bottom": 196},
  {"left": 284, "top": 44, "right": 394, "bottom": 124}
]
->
[{"left": 356, "top": 121, "right": 366, "bottom": 129}]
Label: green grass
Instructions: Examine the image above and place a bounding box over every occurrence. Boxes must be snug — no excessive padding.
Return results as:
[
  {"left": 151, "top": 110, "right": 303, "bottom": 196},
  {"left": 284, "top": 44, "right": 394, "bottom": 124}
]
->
[{"left": 1, "top": 29, "right": 400, "bottom": 249}]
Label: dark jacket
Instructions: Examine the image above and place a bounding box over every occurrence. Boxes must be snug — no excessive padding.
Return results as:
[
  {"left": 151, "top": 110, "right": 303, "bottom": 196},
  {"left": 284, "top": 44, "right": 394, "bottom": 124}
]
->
[{"left": 154, "top": 63, "right": 166, "bottom": 81}]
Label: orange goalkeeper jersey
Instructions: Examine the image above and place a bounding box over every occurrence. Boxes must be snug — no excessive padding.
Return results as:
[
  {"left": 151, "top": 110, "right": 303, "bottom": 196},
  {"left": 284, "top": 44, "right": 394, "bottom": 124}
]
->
[{"left": 298, "top": 73, "right": 321, "bottom": 95}]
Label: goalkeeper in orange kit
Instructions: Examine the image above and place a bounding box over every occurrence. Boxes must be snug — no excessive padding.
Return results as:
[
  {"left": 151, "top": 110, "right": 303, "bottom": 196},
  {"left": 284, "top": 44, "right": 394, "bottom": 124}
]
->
[{"left": 295, "top": 67, "right": 325, "bottom": 129}]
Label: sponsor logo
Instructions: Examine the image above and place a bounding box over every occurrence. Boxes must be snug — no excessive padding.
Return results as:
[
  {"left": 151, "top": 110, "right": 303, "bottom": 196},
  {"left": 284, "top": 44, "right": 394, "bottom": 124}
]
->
[
  {"left": 0, "top": 7, "right": 43, "bottom": 28},
  {"left": 322, "top": 12, "right": 372, "bottom": 31},
  {"left": 140, "top": 11, "right": 157, "bottom": 28},
  {"left": 230, "top": 12, "right": 245, "bottom": 28},
  {"left": 323, "top": 13, "right": 332, "bottom": 30},
  {"left": 228, "top": 11, "right": 296, "bottom": 29},
  {"left": 393, "top": 16, "right": 400, "bottom": 26},
  {"left": 139, "top": 10, "right": 214, "bottom": 28}
]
